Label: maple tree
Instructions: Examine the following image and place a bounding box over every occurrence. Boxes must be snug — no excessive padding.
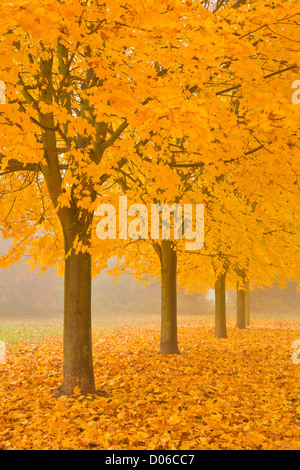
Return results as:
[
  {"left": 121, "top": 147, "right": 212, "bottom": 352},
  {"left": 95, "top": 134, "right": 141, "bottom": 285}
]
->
[
  {"left": 106, "top": 0, "right": 300, "bottom": 349},
  {"left": 181, "top": 0, "right": 300, "bottom": 338},
  {"left": 0, "top": 0, "right": 299, "bottom": 396},
  {"left": 0, "top": 3, "right": 300, "bottom": 453},
  {"left": 0, "top": 0, "right": 254, "bottom": 393},
  {"left": 0, "top": 0, "right": 217, "bottom": 393}
]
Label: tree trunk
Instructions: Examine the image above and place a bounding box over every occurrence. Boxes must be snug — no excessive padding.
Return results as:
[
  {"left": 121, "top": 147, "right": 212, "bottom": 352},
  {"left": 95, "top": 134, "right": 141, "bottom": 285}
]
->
[
  {"left": 159, "top": 240, "right": 179, "bottom": 354},
  {"left": 215, "top": 272, "right": 227, "bottom": 338},
  {"left": 62, "top": 249, "right": 95, "bottom": 395},
  {"left": 38, "top": 57, "right": 96, "bottom": 396},
  {"left": 236, "top": 274, "right": 246, "bottom": 329},
  {"left": 54, "top": 210, "right": 96, "bottom": 396},
  {"left": 245, "top": 280, "right": 250, "bottom": 326}
]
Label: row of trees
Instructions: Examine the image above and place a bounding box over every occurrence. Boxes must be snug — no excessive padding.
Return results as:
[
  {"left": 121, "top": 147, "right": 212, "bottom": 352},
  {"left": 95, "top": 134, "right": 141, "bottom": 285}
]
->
[{"left": 0, "top": 0, "right": 299, "bottom": 395}]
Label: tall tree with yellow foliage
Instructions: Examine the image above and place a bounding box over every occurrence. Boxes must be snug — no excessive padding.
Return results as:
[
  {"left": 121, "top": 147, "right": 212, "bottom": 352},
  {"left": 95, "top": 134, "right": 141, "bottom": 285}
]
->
[{"left": 0, "top": 0, "right": 299, "bottom": 393}]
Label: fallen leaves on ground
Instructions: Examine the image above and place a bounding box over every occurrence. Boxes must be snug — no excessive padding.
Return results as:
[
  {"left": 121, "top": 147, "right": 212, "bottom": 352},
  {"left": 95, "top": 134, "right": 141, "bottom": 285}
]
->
[{"left": 0, "top": 317, "right": 300, "bottom": 450}]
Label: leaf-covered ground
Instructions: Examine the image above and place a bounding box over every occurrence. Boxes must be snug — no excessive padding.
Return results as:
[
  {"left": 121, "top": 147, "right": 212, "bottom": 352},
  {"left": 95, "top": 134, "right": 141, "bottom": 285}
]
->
[{"left": 0, "top": 317, "right": 300, "bottom": 450}]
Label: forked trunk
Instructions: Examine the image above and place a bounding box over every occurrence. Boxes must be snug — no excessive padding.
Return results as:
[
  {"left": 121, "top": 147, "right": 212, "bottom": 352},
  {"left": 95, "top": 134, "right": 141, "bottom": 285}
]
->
[
  {"left": 38, "top": 57, "right": 96, "bottom": 396},
  {"left": 214, "top": 272, "right": 227, "bottom": 339},
  {"left": 159, "top": 240, "right": 179, "bottom": 354}
]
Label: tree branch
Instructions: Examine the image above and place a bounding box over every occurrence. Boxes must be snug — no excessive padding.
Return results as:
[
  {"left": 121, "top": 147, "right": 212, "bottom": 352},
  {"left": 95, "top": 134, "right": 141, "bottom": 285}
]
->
[{"left": 102, "top": 120, "right": 128, "bottom": 150}]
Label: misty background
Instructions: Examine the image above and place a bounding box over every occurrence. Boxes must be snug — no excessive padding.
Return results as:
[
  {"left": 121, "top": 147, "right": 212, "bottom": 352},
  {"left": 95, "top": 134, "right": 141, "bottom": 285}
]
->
[{"left": 0, "top": 238, "right": 299, "bottom": 320}]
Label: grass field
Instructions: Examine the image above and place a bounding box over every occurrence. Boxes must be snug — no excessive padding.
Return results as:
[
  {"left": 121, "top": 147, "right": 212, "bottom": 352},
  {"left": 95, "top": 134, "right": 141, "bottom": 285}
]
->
[
  {"left": 1, "top": 311, "right": 299, "bottom": 342},
  {"left": 0, "top": 315, "right": 300, "bottom": 450}
]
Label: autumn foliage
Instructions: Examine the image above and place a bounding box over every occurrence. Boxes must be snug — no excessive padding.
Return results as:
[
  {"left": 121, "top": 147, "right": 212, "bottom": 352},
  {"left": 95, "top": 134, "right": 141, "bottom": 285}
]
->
[
  {"left": 1, "top": 317, "right": 300, "bottom": 450},
  {"left": 0, "top": 0, "right": 300, "bottom": 451}
]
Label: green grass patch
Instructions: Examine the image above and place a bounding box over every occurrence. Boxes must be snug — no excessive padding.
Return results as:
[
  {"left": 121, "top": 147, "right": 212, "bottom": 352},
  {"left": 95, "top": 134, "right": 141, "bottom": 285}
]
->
[{"left": 0, "top": 320, "right": 62, "bottom": 344}]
